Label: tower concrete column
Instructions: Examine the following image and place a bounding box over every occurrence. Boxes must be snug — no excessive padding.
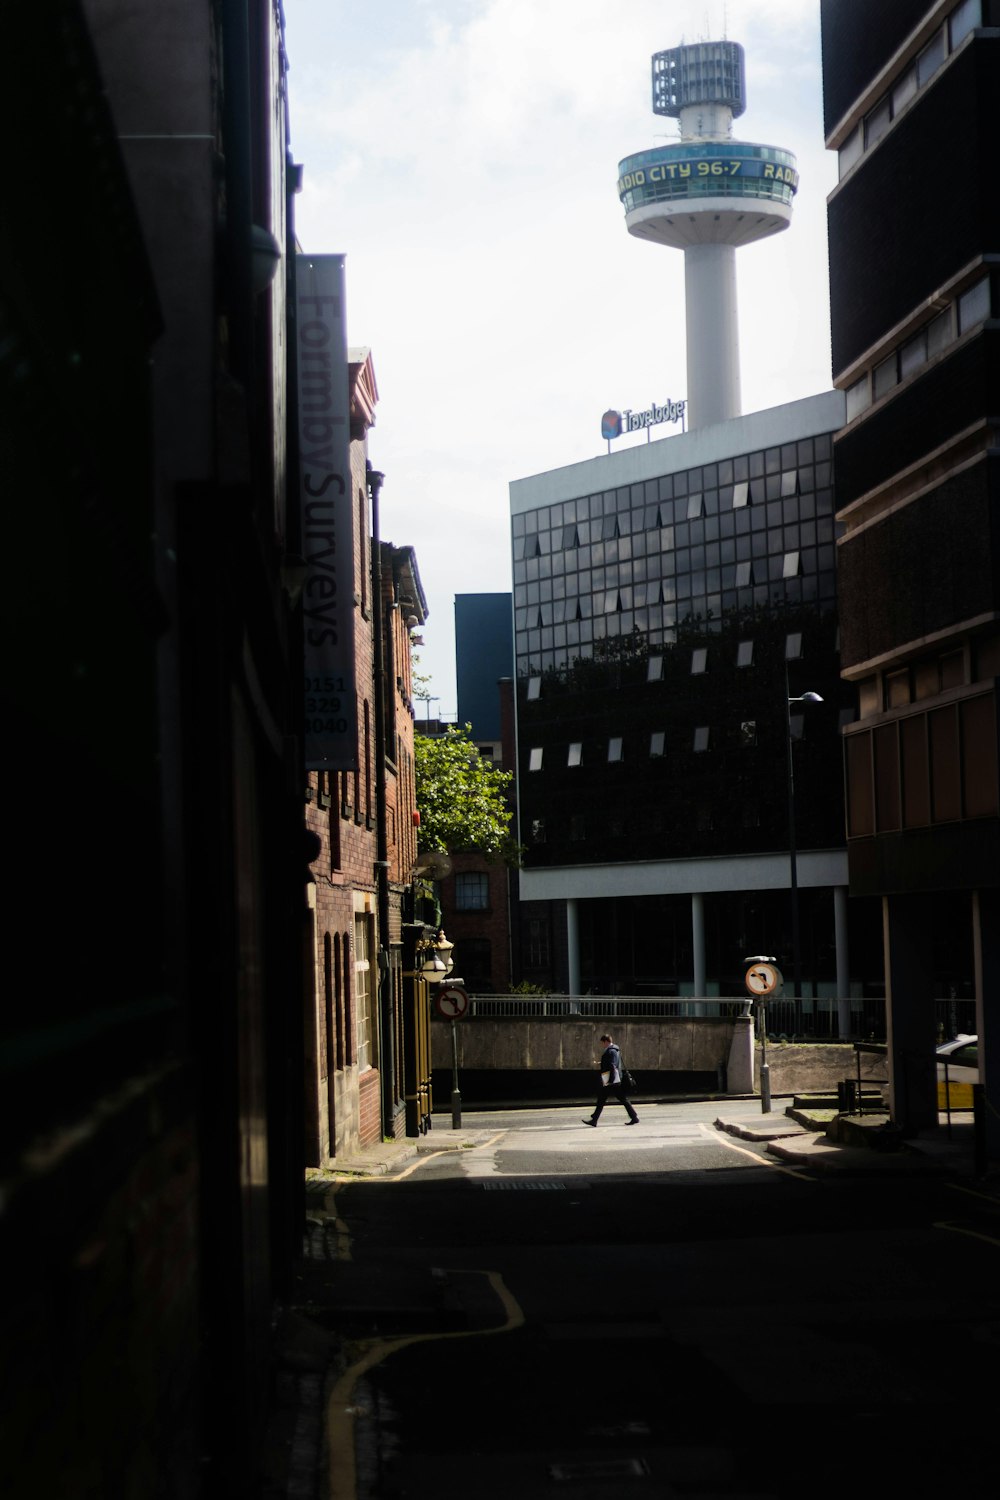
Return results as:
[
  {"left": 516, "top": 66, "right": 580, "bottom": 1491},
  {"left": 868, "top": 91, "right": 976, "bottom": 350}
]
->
[
  {"left": 684, "top": 244, "right": 740, "bottom": 428},
  {"left": 566, "top": 898, "right": 580, "bottom": 998}
]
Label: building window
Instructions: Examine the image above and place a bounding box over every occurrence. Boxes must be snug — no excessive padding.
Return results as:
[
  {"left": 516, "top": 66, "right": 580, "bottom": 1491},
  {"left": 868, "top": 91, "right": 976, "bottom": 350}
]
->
[
  {"left": 845, "top": 375, "right": 869, "bottom": 421},
  {"left": 873, "top": 352, "right": 897, "bottom": 399},
  {"left": 561, "top": 523, "right": 579, "bottom": 548},
  {"left": 737, "top": 640, "right": 754, "bottom": 668},
  {"left": 958, "top": 276, "right": 990, "bottom": 332},
  {"left": 742, "top": 802, "right": 760, "bottom": 829},
  {"left": 838, "top": 122, "right": 863, "bottom": 177},
  {"left": 567, "top": 741, "right": 582, "bottom": 767},
  {"left": 527, "top": 675, "right": 541, "bottom": 700},
  {"left": 740, "top": 720, "right": 758, "bottom": 748},
  {"left": 927, "top": 307, "right": 952, "bottom": 357},
  {"left": 529, "top": 747, "right": 543, "bottom": 771},
  {"left": 530, "top": 818, "right": 546, "bottom": 843},
  {"left": 604, "top": 589, "right": 621, "bottom": 613},
  {"left": 950, "top": 0, "right": 980, "bottom": 49},
  {"left": 693, "top": 726, "right": 710, "bottom": 752},
  {"left": 354, "top": 914, "right": 376, "bottom": 1071},
  {"left": 455, "top": 872, "right": 490, "bottom": 911},
  {"left": 732, "top": 480, "right": 750, "bottom": 508},
  {"left": 525, "top": 915, "right": 550, "bottom": 968},
  {"left": 608, "top": 737, "right": 623, "bottom": 762},
  {"left": 735, "top": 560, "right": 753, "bottom": 587},
  {"left": 782, "top": 551, "right": 800, "bottom": 579},
  {"left": 460, "top": 938, "right": 492, "bottom": 990},
  {"left": 691, "top": 647, "right": 708, "bottom": 674},
  {"left": 900, "top": 327, "right": 927, "bottom": 380},
  {"left": 358, "top": 489, "right": 368, "bottom": 615},
  {"left": 916, "top": 27, "right": 945, "bottom": 87},
  {"left": 786, "top": 632, "right": 803, "bottom": 660},
  {"left": 647, "top": 655, "right": 663, "bottom": 682},
  {"left": 569, "top": 814, "right": 586, "bottom": 841},
  {"left": 601, "top": 515, "right": 620, "bottom": 541},
  {"left": 650, "top": 731, "right": 665, "bottom": 757},
  {"left": 696, "top": 805, "right": 713, "bottom": 830},
  {"left": 687, "top": 493, "right": 703, "bottom": 520},
  {"left": 864, "top": 95, "right": 891, "bottom": 148},
  {"left": 891, "top": 63, "right": 917, "bottom": 116},
  {"left": 780, "top": 470, "right": 798, "bottom": 498}
]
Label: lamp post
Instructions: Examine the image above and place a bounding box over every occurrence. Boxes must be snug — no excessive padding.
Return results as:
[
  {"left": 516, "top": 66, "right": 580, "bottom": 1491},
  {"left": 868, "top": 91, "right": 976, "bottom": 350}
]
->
[{"left": 785, "top": 666, "right": 823, "bottom": 1036}]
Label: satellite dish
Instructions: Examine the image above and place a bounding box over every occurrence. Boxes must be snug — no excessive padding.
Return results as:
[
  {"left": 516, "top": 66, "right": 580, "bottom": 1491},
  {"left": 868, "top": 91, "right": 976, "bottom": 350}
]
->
[{"left": 411, "top": 850, "right": 452, "bottom": 880}]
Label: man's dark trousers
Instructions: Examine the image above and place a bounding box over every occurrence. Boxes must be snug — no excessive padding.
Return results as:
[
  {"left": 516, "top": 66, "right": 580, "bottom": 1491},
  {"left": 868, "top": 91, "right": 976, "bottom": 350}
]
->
[{"left": 591, "top": 1081, "right": 638, "bottom": 1123}]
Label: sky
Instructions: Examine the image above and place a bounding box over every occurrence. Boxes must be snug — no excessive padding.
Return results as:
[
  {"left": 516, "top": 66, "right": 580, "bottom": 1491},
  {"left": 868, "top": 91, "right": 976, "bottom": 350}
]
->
[{"left": 284, "top": 0, "right": 837, "bottom": 719}]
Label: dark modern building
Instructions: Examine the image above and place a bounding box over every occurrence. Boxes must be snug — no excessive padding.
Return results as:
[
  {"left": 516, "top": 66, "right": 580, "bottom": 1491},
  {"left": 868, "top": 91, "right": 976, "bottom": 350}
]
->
[
  {"left": 455, "top": 592, "right": 514, "bottom": 746},
  {"left": 821, "top": 0, "right": 1000, "bottom": 1145},
  {"left": 510, "top": 392, "right": 882, "bottom": 1018}
]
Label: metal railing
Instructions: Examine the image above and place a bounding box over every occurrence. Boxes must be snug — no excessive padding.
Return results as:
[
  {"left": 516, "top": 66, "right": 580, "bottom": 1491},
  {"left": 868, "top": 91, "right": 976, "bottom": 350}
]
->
[
  {"left": 457, "top": 993, "right": 886, "bottom": 1038},
  {"left": 462, "top": 994, "right": 748, "bottom": 1020}
]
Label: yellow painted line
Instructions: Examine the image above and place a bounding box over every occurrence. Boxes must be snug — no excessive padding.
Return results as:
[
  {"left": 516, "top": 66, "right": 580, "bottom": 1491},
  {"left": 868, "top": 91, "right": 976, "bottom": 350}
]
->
[
  {"left": 326, "top": 1269, "right": 524, "bottom": 1500},
  {"left": 945, "top": 1182, "right": 1000, "bottom": 1207},
  {"left": 709, "top": 1125, "right": 815, "bottom": 1180},
  {"left": 933, "top": 1220, "right": 1000, "bottom": 1249}
]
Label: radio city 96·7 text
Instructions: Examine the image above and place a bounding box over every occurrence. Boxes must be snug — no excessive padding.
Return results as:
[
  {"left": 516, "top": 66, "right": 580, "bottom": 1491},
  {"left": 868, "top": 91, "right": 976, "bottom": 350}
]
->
[{"left": 618, "top": 159, "right": 798, "bottom": 193}]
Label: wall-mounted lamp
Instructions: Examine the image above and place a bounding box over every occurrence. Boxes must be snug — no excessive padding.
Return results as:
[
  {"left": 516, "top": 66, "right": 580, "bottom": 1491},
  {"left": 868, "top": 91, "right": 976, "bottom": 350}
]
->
[{"left": 418, "top": 930, "right": 455, "bottom": 983}]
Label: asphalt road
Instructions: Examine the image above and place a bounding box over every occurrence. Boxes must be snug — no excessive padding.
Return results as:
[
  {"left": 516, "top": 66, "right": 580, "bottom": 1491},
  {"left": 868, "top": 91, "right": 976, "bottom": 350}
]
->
[{"left": 310, "top": 1102, "right": 1000, "bottom": 1500}]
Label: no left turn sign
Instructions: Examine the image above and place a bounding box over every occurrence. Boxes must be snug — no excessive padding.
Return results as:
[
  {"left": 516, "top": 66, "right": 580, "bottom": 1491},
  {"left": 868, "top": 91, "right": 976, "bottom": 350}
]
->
[{"left": 435, "top": 984, "right": 469, "bottom": 1019}]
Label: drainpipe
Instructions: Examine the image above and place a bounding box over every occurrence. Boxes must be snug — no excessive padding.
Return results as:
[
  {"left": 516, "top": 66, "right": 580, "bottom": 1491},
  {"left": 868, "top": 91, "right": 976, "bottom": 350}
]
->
[{"left": 368, "top": 465, "right": 394, "bottom": 1138}]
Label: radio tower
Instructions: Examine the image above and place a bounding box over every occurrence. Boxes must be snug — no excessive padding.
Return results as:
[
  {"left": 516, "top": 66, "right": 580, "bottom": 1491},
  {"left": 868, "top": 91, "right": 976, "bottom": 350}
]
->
[{"left": 618, "top": 40, "right": 798, "bottom": 430}]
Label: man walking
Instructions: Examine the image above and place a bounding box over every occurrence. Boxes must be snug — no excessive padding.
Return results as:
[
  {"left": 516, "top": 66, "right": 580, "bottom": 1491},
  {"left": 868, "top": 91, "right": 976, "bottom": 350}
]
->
[{"left": 584, "top": 1032, "right": 639, "bottom": 1126}]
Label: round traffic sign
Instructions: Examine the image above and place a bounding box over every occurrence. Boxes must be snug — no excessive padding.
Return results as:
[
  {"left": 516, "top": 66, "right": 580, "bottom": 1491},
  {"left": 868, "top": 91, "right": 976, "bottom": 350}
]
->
[
  {"left": 745, "top": 961, "right": 782, "bottom": 997},
  {"left": 435, "top": 984, "right": 469, "bottom": 1019}
]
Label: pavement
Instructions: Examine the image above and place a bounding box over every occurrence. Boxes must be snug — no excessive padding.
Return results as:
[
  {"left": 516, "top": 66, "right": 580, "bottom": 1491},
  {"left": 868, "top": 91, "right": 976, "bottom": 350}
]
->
[
  {"left": 278, "top": 1095, "right": 999, "bottom": 1500},
  {"left": 311, "top": 1093, "right": 994, "bottom": 1183}
]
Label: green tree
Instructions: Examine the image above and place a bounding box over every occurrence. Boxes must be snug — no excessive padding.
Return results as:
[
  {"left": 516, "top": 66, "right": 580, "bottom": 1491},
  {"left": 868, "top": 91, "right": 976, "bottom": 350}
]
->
[{"left": 414, "top": 726, "right": 519, "bottom": 863}]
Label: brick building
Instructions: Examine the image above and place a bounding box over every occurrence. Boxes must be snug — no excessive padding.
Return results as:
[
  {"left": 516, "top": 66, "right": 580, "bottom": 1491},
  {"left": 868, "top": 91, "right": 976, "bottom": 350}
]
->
[
  {"left": 303, "top": 349, "right": 430, "bottom": 1156},
  {"left": 3, "top": 1, "right": 308, "bottom": 1494}
]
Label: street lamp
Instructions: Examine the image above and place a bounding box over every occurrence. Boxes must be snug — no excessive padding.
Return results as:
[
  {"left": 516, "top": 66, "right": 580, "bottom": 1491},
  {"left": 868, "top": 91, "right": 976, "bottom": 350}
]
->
[{"left": 785, "top": 667, "right": 823, "bottom": 1035}]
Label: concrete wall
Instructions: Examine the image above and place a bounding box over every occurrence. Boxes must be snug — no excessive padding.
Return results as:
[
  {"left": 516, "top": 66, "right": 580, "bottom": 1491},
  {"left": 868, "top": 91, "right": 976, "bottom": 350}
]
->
[
  {"left": 433, "top": 1018, "right": 887, "bottom": 1098},
  {"left": 433, "top": 1016, "right": 739, "bottom": 1076},
  {"left": 755, "top": 1042, "right": 887, "bottom": 1096}
]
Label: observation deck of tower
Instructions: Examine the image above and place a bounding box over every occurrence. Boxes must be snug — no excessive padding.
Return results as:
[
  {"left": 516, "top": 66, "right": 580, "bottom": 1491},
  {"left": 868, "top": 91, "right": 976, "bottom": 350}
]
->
[{"left": 618, "top": 40, "right": 798, "bottom": 430}]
